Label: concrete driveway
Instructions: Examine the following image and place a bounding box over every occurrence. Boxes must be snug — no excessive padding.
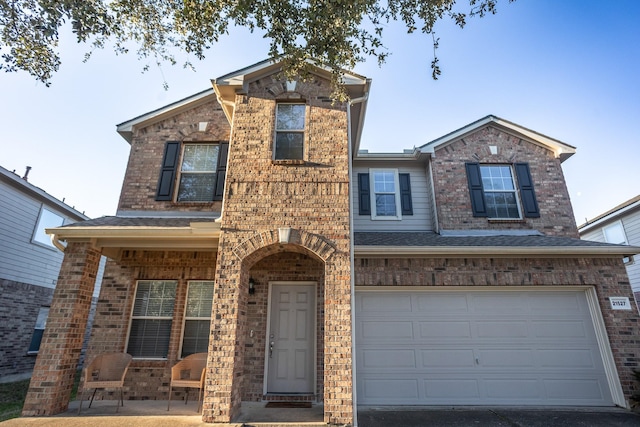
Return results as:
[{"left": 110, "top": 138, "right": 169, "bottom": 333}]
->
[{"left": 357, "top": 406, "right": 640, "bottom": 427}]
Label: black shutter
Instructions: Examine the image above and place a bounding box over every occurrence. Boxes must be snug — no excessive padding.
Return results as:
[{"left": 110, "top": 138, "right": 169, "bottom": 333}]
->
[
  {"left": 358, "top": 173, "right": 371, "bottom": 215},
  {"left": 465, "top": 162, "right": 488, "bottom": 217},
  {"left": 156, "top": 141, "right": 180, "bottom": 201},
  {"left": 399, "top": 173, "right": 413, "bottom": 215},
  {"left": 514, "top": 163, "right": 540, "bottom": 218},
  {"left": 213, "top": 142, "right": 229, "bottom": 201}
]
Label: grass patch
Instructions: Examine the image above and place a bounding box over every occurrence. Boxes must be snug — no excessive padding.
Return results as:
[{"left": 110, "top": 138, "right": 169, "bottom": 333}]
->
[
  {"left": 0, "top": 370, "right": 81, "bottom": 422},
  {"left": 0, "top": 379, "right": 30, "bottom": 422}
]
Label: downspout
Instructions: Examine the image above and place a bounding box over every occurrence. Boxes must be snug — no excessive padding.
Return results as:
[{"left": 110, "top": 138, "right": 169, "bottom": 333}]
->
[
  {"left": 50, "top": 233, "right": 66, "bottom": 252},
  {"left": 214, "top": 91, "right": 236, "bottom": 224},
  {"left": 347, "top": 89, "right": 368, "bottom": 427}
]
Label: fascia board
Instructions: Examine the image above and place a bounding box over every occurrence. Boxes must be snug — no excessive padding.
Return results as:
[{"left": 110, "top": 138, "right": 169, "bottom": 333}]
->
[
  {"left": 421, "top": 115, "right": 576, "bottom": 162},
  {"left": 355, "top": 245, "right": 640, "bottom": 257},
  {"left": 46, "top": 225, "right": 221, "bottom": 240},
  {"left": 579, "top": 198, "right": 640, "bottom": 233},
  {"left": 354, "top": 150, "right": 429, "bottom": 162}
]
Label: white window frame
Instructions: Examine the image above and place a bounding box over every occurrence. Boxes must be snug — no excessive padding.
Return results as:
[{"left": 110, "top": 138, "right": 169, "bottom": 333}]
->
[
  {"left": 32, "top": 206, "right": 65, "bottom": 249},
  {"left": 369, "top": 168, "right": 402, "bottom": 220},
  {"left": 273, "top": 103, "right": 306, "bottom": 160},
  {"left": 479, "top": 164, "right": 522, "bottom": 219},
  {"left": 126, "top": 280, "right": 177, "bottom": 359},
  {"left": 179, "top": 281, "right": 214, "bottom": 358},
  {"left": 176, "top": 143, "right": 220, "bottom": 202}
]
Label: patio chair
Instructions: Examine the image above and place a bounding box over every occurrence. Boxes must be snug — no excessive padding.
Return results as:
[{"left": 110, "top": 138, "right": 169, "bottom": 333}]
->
[
  {"left": 167, "top": 352, "right": 208, "bottom": 412},
  {"left": 77, "top": 352, "right": 132, "bottom": 415}
]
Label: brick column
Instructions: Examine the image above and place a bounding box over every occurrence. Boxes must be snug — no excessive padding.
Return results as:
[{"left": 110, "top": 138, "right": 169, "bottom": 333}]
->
[
  {"left": 22, "top": 242, "right": 101, "bottom": 416},
  {"left": 201, "top": 240, "right": 246, "bottom": 423},
  {"left": 323, "top": 256, "right": 353, "bottom": 425}
]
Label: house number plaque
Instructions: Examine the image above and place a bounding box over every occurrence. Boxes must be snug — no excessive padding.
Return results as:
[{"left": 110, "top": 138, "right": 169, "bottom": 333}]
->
[{"left": 609, "top": 297, "right": 632, "bottom": 310}]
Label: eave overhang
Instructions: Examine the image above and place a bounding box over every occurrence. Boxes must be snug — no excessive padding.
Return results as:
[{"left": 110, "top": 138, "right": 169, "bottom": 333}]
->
[
  {"left": 421, "top": 115, "right": 577, "bottom": 163},
  {"left": 354, "top": 148, "right": 430, "bottom": 162},
  {"left": 116, "top": 89, "right": 218, "bottom": 144},
  {"left": 46, "top": 222, "right": 221, "bottom": 258}
]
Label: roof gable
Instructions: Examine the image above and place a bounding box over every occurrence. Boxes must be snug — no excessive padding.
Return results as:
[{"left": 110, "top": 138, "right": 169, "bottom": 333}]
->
[{"left": 421, "top": 115, "right": 576, "bottom": 162}]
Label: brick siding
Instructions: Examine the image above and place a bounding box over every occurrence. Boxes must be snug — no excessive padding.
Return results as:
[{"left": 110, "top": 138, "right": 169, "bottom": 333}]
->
[{"left": 432, "top": 126, "right": 578, "bottom": 237}]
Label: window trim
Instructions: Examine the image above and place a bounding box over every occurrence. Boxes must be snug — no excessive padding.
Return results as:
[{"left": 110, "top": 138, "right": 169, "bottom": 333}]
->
[
  {"left": 479, "top": 164, "right": 522, "bottom": 220},
  {"left": 369, "top": 168, "right": 402, "bottom": 220},
  {"left": 32, "top": 206, "right": 65, "bottom": 249},
  {"left": 126, "top": 280, "right": 177, "bottom": 360},
  {"left": 273, "top": 102, "right": 307, "bottom": 161},
  {"left": 602, "top": 220, "right": 628, "bottom": 245},
  {"left": 179, "top": 280, "right": 214, "bottom": 359}
]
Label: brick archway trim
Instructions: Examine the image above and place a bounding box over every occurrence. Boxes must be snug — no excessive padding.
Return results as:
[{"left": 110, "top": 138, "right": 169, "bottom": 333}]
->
[{"left": 232, "top": 228, "right": 336, "bottom": 264}]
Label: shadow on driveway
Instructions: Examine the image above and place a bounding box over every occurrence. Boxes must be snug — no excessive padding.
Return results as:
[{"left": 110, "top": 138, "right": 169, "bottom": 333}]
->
[{"left": 357, "top": 406, "right": 640, "bottom": 427}]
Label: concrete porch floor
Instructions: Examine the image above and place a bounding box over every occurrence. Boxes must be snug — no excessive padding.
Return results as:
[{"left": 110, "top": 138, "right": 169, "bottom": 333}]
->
[{"left": 1, "top": 400, "right": 326, "bottom": 427}]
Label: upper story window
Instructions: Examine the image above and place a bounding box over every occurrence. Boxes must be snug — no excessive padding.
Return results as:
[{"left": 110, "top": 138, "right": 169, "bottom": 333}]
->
[
  {"left": 274, "top": 103, "right": 305, "bottom": 160},
  {"left": 358, "top": 169, "right": 413, "bottom": 220},
  {"left": 177, "top": 144, "right": 219, "bottom": 202},
  {"left": 33, "top": 207, "right": 65, "bottom": 248},
  {"left": 466, "top": 162, "right": 540, "bottom": 219},
  {"left": 479, "top": 165, "right": 520, "bottom": 219},
  {"left": 156, "top": 141, "right": 228, "bottom": 202}
]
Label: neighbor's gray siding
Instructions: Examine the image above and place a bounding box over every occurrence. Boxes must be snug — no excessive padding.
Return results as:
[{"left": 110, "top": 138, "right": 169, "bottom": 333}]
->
[
  {"left": 580, "top": 210, "right": 640, "bottom": 294},
  {"left": 352, "top": 161, "right": 433, "bottom": 232},
  {"left": 0, "top": 180, "right": 65, "bottom": 289}
]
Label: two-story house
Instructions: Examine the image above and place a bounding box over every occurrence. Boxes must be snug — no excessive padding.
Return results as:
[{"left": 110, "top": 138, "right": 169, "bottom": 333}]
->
[
  {"left": 0, "top": 165, "right": 102, "bottom": 382},
  {"left": 23, "top": 60, "right": 640, "bottom": 425},
  {"left": 579, "top": 195, "right": 640, "bottom": 306}
]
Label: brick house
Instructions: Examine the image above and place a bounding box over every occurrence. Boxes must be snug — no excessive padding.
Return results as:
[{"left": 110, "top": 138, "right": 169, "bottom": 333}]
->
[{"left": 23, "top": 60, "right": 640, "bottom": 424}]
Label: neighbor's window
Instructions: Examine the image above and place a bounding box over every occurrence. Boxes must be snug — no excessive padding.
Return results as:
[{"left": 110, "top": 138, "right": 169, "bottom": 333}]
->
[
  {"left": 181, "top": 281, "right": 214, "bottom": 358},
  {"left": 127, "top": 280, "right": 177, "bottom": 358},
  {"left": 33, "top": 207, "right": 65, "bottom": 248},
  {"left": 370, "top": 169, "right": 402, "bottom": 220},
  {"left": 27, "top": 307, "right": 49, "bottom": 354},
  {"left": 274, "top": 103, "right": 305, "bottom": 160},
  {"left": 177, "top": 144, "right": 220, "bottom": 202},
  {"left": 603, "top": 221, "right": 628, "bottom": 245},
  {"left": 479, "top": 165, "right": 521, "bottom": 219}
]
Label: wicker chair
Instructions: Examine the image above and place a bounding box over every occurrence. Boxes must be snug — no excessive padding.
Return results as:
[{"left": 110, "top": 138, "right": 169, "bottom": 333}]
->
[
  {"left": 167, "top": 352, "right": 208, "bottom": 412},
  {"left": 77, "top": 352, "right": 132, "bottom": 414}
]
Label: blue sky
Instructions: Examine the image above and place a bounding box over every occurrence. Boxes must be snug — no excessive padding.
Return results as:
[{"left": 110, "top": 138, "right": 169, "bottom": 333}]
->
[{"left": 2, "top": 0, "right": 639, "bottom": 225}]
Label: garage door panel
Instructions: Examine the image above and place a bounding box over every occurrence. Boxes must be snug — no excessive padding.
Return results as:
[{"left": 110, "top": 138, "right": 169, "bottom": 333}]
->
[
  {"left": 544, "top": 379, "right": 607, "bottom": 400},
  {"left": 363, "top": 379, "right": 419, "bottom": 399},
  {"left": 421, "top": 349, "right": 475, "bottom": 368},
  {"left": 417, "top": 294, "right": 469, "bottom": 312},
  {"left": 362, "top": 349, "right": 416, "bottom": 369},
  {"left": 359, "top": 294, "right": 412, "bottom": 312},
  {"left": 356, "top": 289, "right": 614, "bottom": 406},
  {"left": 420, "top": 321, "right": 471, "bottom": 338},
  {"left": 425, "top": 379, "right": 480, "bottom": 398},
  {"left": 476, "top": 321, "right": 528, "bottom": 338},
  {"left": 484, "top": 379, "right": 540, "bottom": 399},
  {"left": 531, "top": 320, "right": 590, "bottom": 339},
  {"left": 361, "top": 321, "right": 414, "bottom": 339},
  {"left": 477, "top": 349, "right": 534, "bottom": 367},
  {"left": 538, "top": 349, "right": 599, "bottom": 368}
]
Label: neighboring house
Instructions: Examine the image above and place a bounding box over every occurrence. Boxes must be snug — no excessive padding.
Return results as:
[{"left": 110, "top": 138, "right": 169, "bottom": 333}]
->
[
  {"left": 23, "top": 60, "right": 640, "bottom": 424},
  {"left": 0, "top": 165, "right": 103, "bottom": 383},
  {"left": 579, "top": 195, "right": 640, "bottom": 304}
]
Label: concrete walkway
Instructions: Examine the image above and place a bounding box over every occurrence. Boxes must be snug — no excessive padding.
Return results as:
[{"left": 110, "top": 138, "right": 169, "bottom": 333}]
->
[{"left": 3, "top": 402, "right": 640, "bottom": 426}]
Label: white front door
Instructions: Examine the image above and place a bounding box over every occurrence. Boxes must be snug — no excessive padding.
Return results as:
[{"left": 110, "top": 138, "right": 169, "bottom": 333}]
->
[{"left": 266, "top": 283, "right": 316, "bottom": 394}]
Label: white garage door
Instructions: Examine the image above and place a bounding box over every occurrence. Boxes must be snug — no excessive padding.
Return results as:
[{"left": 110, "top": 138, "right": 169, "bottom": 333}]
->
[{"left": 355, "top": 289, "right": 614, "bottom": 406}]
